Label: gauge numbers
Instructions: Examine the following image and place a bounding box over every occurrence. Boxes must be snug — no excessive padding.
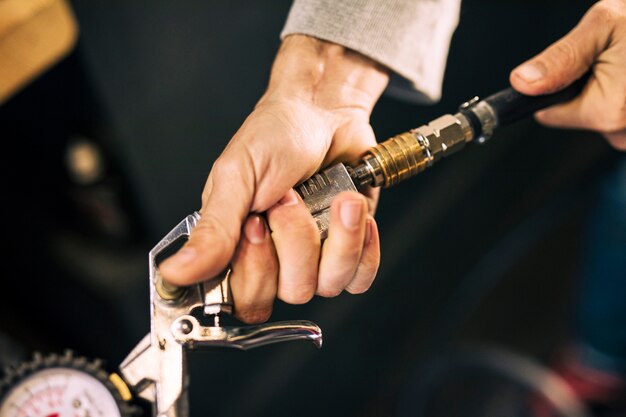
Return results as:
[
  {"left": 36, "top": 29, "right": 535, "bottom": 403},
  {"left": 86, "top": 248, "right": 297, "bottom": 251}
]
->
[{"left": 0, "top": 368, "right": 122, "bottom": 417}]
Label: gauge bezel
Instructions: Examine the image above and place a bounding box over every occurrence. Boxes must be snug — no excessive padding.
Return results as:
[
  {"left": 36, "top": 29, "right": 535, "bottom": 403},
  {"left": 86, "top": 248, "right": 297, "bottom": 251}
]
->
[{"left": 0, "top": 351, "right": 136, "bottom": 417}]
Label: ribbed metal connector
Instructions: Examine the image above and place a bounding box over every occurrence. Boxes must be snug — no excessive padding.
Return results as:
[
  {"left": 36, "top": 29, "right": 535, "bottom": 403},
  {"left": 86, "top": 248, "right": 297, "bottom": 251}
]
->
[
  {"left": 362, "top": 114, "right": 470, "bottom": 188},
  {"left": 365, "top": 132, "right": 431, "bottom": 188}
]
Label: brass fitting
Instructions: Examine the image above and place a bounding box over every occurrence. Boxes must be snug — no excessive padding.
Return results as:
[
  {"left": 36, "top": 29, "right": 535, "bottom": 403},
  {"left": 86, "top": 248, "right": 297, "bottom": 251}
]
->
[{"left": 361, "top": 114, "right": 470, "bottom": 188}]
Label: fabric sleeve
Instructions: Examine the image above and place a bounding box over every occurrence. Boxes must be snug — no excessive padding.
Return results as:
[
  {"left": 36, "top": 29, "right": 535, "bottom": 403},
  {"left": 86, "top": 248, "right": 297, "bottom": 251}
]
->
[{"left": 280, "top": 0, "right": 462, "bottom": 104}]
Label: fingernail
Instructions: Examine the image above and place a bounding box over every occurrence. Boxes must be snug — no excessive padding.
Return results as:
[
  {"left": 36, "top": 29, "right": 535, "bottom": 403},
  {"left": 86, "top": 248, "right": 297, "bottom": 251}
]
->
[
  {"left": 168, "top": 247, "right": 197, "bottom": 266},
  {"left": 340, "top": 200, "right": 363, "bottom": 230},
  {"left": 515, "top": 63, "right": 544, "bottom": 83},
  {"left": 279, "top": 189, "right": 299, "bottom": 206},
  {"left": 364, "top": 219, "right": 372, "bottom": 244},
  {"left": 244, "top": 215, "right": 266, "bottom": 244}
]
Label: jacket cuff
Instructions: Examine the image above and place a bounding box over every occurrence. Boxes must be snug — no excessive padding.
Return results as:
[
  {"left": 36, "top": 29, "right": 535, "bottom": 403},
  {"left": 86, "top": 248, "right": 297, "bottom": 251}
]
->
[{"left": 281, "top": 0, "right": 461, "bottom": 103}]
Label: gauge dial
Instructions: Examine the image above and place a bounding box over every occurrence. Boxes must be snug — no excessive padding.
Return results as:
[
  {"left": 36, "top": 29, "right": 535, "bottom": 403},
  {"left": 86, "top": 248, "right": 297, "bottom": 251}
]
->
[
  {"left": 0, "top": 352, "right": 133, "bottom": 417},
  {"left": 1, "top": 368, "right": 121, "bottom": 417}
]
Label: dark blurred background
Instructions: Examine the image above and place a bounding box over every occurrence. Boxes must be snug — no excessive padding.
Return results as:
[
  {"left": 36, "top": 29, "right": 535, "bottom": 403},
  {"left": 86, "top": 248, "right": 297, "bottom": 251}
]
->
[{"left": 1, "top": 0, "right": 623, "bottom": 416}]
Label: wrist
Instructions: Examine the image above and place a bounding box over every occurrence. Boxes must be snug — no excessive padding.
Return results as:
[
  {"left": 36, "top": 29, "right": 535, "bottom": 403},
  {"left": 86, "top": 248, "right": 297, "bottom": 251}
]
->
[{"left": 261, "top": 35, "right": 389, "bottom": 114}]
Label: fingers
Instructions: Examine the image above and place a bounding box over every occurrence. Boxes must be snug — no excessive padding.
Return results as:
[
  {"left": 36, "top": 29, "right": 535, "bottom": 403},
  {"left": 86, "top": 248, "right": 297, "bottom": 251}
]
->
[
  {"left": 346, "top": 215, "right": 380, "bottom": 295},
  {"left": 531, "top": 49, "right": 626, "bottom": 134},
  {"left": 230, "top": 215, "right": 278, "bottom": 324},
  {"left": 361, "top": 185, "right": 380, "bottom": 216},
  {"left": 267, "top": 189, "right": 321, "bottom": 304},
  {"left": 532, "top": 67, "right": 625, "bottom": 134},
  {"left": 233, "top": 190, "right": 380, "bottom": 324},
  {"left": 316, "top": 192, "right": 371, "bottom": 297},
  {"left": 160, "top": 154, "right": 253, "bottom": 285},
  {"left": 509, "top": 1, "right": 626, "bottom": 149},
  {"left": 510, "top": 3, "right": 612, "bottom": 96}
]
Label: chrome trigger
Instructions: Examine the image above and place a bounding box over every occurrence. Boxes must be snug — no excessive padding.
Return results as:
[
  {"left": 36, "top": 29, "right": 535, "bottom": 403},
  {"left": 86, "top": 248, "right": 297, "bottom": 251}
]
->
[{"left": 171, "top": 315, "right": 322, "bottom": 350}]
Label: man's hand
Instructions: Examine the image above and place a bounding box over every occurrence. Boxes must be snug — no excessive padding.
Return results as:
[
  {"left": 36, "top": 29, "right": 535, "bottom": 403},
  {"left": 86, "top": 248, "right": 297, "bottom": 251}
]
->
[
  {"left": 160, "top": 35, "right": 388, "bottom": 323},
  {"left": 510, "top": 0, "right": 626, "bottom": 150}
]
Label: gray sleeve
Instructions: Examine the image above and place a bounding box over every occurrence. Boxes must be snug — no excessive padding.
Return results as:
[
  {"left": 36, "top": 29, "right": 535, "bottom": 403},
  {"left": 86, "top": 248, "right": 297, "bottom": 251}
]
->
[{"left": 280, "top": 0, "right": 461, "bottom": 104}]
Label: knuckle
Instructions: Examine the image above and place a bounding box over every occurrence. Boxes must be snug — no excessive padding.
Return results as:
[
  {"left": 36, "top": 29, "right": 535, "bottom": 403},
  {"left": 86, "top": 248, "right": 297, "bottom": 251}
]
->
[
  {"left": 599, "top": 109, "right": 626, "bottom": 133},
  {"left": 269, "top": 207, "right": 318, "bottom": 237},
  {"left": 345, "top": 283, "right": 370, "bottom": 295},
  {"left": 280, "top": 288, "right": 314, "bottom": 305},
  {"left": 316, "top": 264, "right": 356, "bottom": 297},
  {"left": 588, "top": 1, "right": 623, "bottom": 25},
  {"left": 210, "top": 155, "right": 248, "bottom": 184},
  {"left": 193, "top": 212, "right": 238, "bottom": 249},
  {"left": 346, "top": 277, "right": 375, "bottom": 294},
  {"left": 316, "top": 285, "right": 342, "bottom": 298},
  {"left": 348, "top": 264, "right": 380, "bottom": 295},
  {"left": 550, "top": 39, "right": 579, "bottom": 71},
  {"left": 236, "top": 307, "right": 272, "bottom": 324},
  {"left": 298, "top": 217, "right": 320, "bottom": 237},
  {"left": 210, "top": 156, "right": 231, "bottom": 178}
]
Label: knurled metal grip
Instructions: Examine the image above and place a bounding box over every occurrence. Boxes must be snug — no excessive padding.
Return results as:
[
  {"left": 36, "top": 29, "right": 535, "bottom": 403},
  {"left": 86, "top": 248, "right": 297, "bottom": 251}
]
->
[
  {"left": 296, "top": 163, "right": 358, "bottom": 239},
  {"left": 364, "top": 114, "right": 469, "bottom": 188}
]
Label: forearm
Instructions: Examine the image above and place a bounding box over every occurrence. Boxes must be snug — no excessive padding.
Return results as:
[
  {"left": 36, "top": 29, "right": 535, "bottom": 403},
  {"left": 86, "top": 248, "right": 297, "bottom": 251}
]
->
[{"left": 261, "top": 35, "right": 390, "bottom": 114}]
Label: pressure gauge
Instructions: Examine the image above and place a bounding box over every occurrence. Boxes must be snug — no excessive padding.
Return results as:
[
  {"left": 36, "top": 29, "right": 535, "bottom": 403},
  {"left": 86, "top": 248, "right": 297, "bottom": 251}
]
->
[{"left": 0, "top": 351, "right": 137, "bottom": 417}]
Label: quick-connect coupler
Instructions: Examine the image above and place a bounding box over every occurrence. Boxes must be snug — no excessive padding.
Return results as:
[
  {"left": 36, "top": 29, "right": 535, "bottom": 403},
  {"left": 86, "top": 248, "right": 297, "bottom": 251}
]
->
[
  {"left": 355, "top": 114, "right": 473, "bottom": 188},
  {"left": 348, "top": 73, "right": 589, "bottom": 190}
]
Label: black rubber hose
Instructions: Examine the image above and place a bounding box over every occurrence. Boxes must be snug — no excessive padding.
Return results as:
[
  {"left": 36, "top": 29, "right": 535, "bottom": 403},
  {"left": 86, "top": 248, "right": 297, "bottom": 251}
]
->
[{"left": 485, "top": 72, "right": 591, "bottom": 127}]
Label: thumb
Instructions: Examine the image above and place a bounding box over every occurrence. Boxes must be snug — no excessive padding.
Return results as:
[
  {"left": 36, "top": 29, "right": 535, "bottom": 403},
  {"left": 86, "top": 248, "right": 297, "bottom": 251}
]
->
[
  {"left": 159, "top": 157, "right": 253, "bottom": 286},
  {"left": 510, "top": 8, "right": 608, "bottom": 96}
]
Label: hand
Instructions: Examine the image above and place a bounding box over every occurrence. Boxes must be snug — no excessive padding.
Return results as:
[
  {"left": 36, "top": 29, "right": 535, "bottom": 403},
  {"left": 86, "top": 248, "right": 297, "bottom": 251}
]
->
[
  {"left": 160, "top": 35, "right": 387, "bottom": 323},
  {"left": 510, "top": 0, "right": 626, "bottom": 150}
]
